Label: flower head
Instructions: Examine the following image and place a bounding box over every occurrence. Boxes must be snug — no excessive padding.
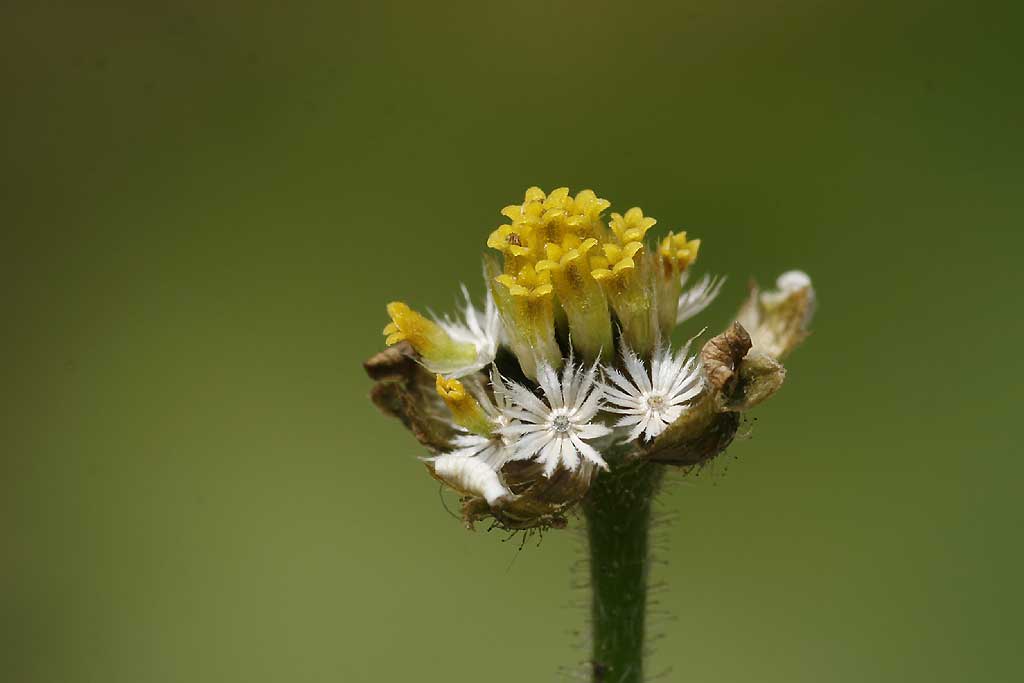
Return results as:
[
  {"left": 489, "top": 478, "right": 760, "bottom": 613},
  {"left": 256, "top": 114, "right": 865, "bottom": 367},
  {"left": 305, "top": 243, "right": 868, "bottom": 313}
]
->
[
  {"left": 498, "top": 361, "right": 612, "bottom": 476},
  {"left": 602, "top": 343, "right": 704, "bottom": 442},
  {"left": 366, "top": 185, "right": 814, "bottom": 531}
]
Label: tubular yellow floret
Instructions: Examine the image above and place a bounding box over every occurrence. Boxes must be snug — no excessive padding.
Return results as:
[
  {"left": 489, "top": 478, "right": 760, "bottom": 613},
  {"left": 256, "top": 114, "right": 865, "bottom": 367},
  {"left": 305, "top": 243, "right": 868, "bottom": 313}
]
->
[
  {"left": 435, "top": 375, "right": 494, "bottom": 436},
  {"left": 610, "top": 207, "right": 657, "bottom": 245},
  {"left": 384, "top": 301, "right": 478, "bottom": 371},
  {"left": 485, "top": 255, "right": 561, "bottom": 380},
  {"left": 494, "top": 263, "right": 554, "bottom": 299},
  {"left": 536, "top": 234, "right": 612, "bottom": 363},
  {"left": 658, "top": 231, "right": 701, "bottom": 272},
  {"left": 655, "top": 230, "right": 703, "bottom": 335},
  {"left": 591, "top": 206, "right": 659, "bottom": 355},
  {"left": 571, "top": 189, "right": 611, "bottom": 227},
  {"left": 591, "top": 242, "right": 644, "bottom": 283}
]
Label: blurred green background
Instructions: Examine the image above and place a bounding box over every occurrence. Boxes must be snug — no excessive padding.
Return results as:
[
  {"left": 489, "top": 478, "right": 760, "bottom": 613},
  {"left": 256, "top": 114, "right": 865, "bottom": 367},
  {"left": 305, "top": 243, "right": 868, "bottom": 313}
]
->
[{"left": 3, "top": 2, "right": 1021, "bottom": 681}]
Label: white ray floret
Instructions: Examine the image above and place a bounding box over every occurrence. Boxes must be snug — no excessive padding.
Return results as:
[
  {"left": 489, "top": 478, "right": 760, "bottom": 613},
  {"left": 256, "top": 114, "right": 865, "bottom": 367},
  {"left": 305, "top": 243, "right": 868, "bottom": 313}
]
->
[
  {"left": 602, "top": 343, "right": 704, "bottom": 442},
  {"left": 497, "top": 360, "right": 612, "bottom": 476},
  {"left": 676, "top": 273, "right": 726, "bottom": 325},
  {"left": 432, "top": 286, "right": 503, "bottom": 378}
]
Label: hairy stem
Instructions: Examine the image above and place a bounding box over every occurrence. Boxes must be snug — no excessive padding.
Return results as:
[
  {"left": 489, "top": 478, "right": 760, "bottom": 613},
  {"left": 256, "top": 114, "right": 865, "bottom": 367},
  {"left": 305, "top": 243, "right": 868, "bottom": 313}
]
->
[{"left": 583, "top": 460, "right": 663, "bottom": 683}]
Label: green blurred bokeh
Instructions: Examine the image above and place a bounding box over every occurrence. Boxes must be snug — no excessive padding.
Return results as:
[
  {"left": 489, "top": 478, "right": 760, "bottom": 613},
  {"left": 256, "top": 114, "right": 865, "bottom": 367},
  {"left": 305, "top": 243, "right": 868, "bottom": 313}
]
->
[{"left": 3, "top": 2, "right": 1021, "bottom": 681}]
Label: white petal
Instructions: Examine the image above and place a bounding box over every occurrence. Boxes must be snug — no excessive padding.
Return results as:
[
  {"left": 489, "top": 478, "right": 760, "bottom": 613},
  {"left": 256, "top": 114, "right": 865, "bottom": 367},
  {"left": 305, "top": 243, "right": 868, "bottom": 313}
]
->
[
  {"left": 677, "top": 273, "right": 725, "bottom": 324},
  {"left": 571, "top": 362, "right": 600, "bottom": 412},
  {"left": 600, "top": 387, "right": 642, "bottom": 408},
  {"left": 505, "top": 381, "right": 550, "bottom": 420},
  {"left": 615, "top": 413, "right": 645, "bottom": 427},
  {"left": 603, "top": 404, "right": 646, "bottom": 415},
  {"left": 500, "top": 423, "right": 548, "bottom": 436},
  {"left": 622, "top": 346, "right": 653, "bottom": 394},
  {"left": 508, "top": 430, "right": 552, "bottom": 461},
  {"left": 559, "top": 437, "right": 579, "bottom": 472},
  {"left": 574, "top": 387, "right": 604, "bottom": 422},
  {"left": 603, "top": 366, "right": 639, "bottom": 397},
  {"left": 541, "top": 440, "right": 561, "bottom": 476},
  {"left": 577, "top": 422, "right": 612, "bottom": 439},
  {"left": 569, "top": 434, "right": 608, "bottom": 470},
  {"left": 537, "top": 363, "right": 565, "bottom": 409},
  {"left": 643, "top": 415, "right": 667, "bottom": 441}
]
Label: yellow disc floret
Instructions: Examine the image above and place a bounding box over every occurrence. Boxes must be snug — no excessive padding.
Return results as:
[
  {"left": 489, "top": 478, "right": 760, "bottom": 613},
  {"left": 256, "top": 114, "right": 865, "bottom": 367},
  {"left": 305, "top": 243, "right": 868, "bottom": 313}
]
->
[
  {"left": 568, "top": 189, "right": 612, "bottom": 237},
  {"left": 384, "top": 301, "right": 478, "bottom": 373},
  {"left": 610, "top": 207, "right": 657, "bottom": 245},
  {"left": 658, "top": 231, "right": 701, "bottom": 272},
  {"left": 435, "top": 375, "right": 494, "bottom": 436},
  {"left": 654, "top": 230, "right": 703, "bottom": 335},
  {"left": 591, "top": 242, "right": 644, "bottom": 286},
  {"left": 588, "top": 209, "right": 658, "bottom": 354},
  {"left": 494, "top": 263, "right": 554, "bottom": 299},
  {"left": 536, "top": 234, "right": 612, "bottom": 362},
  {"left": 488, "top": 260, "right": 561, "bottom": 379}
]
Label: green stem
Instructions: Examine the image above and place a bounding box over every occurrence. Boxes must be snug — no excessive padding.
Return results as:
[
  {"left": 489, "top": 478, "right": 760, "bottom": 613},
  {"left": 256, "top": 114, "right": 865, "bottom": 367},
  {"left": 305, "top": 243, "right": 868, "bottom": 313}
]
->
[{"left": 583, "top": 460, "right": 663, "bottom": 683}]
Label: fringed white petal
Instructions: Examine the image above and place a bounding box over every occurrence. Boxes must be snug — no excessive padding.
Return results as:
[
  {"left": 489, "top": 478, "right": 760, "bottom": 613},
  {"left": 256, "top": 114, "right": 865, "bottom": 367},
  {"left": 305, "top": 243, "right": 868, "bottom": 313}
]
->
[{"left": 676, "top": 274, "right": 725, "bottom": 325}]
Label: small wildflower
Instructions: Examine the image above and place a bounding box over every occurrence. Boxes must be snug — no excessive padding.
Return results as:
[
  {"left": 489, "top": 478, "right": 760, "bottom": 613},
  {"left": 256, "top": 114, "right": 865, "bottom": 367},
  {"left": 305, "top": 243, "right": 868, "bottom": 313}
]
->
[
  {"left": 366, "top": 185, "right": 814, "bottom": 531},
  {"left": 602, "top": 344, "right": 704, "bottom": 442},
  {"left": 498, "top": 361, "right": 612, "bottom": 476}
]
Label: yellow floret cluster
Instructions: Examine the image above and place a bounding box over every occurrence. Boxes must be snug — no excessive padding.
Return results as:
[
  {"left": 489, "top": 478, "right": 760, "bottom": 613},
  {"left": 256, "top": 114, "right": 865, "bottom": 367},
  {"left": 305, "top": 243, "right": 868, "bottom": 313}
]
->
[
  {"left": 485, "top": 187, "right": 700, "bottom": 373},
  {"left": 383, "top": 186, "right": 701, "bottom": 383}
]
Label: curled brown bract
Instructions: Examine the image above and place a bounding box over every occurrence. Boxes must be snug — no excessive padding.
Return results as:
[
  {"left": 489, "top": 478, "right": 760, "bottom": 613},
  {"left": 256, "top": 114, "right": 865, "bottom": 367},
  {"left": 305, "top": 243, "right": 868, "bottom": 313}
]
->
[
  {"left": 364, "top": 342, "right": 455, "bottom": 454},
  {"left": 700, "top": 322, "right": 752, "bottom": 395}
]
